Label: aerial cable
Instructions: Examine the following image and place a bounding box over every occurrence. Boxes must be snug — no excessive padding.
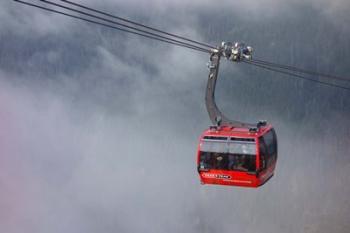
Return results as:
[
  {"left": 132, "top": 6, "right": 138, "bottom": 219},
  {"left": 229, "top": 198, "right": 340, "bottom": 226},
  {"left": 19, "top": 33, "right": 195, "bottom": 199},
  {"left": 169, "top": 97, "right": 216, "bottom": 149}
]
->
[
  {"left": 242, "top": 60, "right": 350, "bottom": 91},
  {"left": 216, "top": 42, "right": 350, "bottom": 91},
  {"left": 13, "top": 0, "right": 210, "bottom": 53},
  {"left": 251, "top": 58, "right": 350, "bottom": 83},
  {"left": 14, "top": 0, "right": 209, "bottom": 53},
  {"left": 58, "top": 0, "right": 216, "bottom": 50},
  {"left": 37, "top": 0, "right": 212, "bottom": 53},
  {"left": 13, "top": 0, "right": 349, "bottom": 92}
]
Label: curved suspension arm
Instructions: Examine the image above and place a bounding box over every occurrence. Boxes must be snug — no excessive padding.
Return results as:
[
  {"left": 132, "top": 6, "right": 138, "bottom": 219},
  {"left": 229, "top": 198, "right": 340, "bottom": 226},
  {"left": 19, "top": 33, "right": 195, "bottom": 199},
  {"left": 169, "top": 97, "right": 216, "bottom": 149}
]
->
[{"left": 205, "top": 51, "right": 256, "bottom": 128}]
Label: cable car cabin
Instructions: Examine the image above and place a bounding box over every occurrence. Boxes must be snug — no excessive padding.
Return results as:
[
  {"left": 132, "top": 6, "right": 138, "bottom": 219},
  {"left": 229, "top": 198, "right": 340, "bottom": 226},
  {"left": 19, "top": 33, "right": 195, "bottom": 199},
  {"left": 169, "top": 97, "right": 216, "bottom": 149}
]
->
[{"left": 197, "top": 124, "right": 277, "bottom": 188}]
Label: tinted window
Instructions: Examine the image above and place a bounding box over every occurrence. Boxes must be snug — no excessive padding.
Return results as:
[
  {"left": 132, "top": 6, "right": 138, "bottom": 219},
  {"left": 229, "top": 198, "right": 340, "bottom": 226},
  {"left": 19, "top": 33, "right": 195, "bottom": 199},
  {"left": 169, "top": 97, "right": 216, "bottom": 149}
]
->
[
  {"left": 200, "top": 141, "right": 227, "bottom": 153},
  {"left": 199, "top": 152, "right": 256, "bottom": 172},
  {"left": 259, "top": 129, "right": 277, "bottom": 169},
  {"left": 259, "top": 139, "right": 267, "bottom": 170},
  {"left": 228, "top": 141, "right": 256, "bottom": 154},
  {"left": 200, "top": 139, "right": 256, "bottom": 154},
  {"left": 200, "top": 139, "right": 257, "bottom": 172},
  {"left": 264, "top": 130, "right": 277, "bottom": 156}
]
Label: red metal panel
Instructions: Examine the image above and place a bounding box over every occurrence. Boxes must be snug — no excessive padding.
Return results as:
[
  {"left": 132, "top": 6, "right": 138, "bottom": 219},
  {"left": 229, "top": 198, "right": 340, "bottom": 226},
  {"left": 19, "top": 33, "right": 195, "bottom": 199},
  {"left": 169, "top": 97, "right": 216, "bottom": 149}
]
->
[{"left": 197, "top": 125, "right": 276, "bottom": 188}]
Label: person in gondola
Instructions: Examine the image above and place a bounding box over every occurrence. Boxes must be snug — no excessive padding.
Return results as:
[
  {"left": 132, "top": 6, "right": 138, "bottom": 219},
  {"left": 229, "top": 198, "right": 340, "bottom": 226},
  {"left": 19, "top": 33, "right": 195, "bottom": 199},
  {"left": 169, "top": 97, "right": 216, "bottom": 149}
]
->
[
  {"left": 215, "top": 154, "right": 224, "bottom": 169},
  {"left": 235, "top": 155, "right": 248, "bottom": 171},
  {"left": 228, "top": 154, "right": 235, "bottom": 170}
]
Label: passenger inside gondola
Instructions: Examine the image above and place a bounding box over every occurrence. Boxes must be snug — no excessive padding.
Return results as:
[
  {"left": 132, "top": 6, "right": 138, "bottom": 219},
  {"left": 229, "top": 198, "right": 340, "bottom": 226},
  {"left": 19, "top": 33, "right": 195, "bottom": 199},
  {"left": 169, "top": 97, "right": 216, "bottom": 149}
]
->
[{"left": 199, "top": 151, "right": 256, "bottom": 172}]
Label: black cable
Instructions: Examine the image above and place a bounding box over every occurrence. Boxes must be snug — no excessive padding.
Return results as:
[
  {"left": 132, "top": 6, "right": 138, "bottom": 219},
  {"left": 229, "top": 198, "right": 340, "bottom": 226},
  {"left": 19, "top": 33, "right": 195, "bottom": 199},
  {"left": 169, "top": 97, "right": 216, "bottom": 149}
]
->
[
  {"left": 15, "top": 0, "right": 349, "bottom": 92},
  {"left": 38, "top": 0, "right": 211, "bottom": 53},
  {"left": 13, "top": 0, "right": 210, "bottom": 53},
  {"left": 243, "top": 60, "right": 350, "bottom": 91},
  {"left": 252, "top": 58, "right": 350, "bottom": 83},
  {"left": 58, "top": 0, "right": 216, "bottom": 50}
]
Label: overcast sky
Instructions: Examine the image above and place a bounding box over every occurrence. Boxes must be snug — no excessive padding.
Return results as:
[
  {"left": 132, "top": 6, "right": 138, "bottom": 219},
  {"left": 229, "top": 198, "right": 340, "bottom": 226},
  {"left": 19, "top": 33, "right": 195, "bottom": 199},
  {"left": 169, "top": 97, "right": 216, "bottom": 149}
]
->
[{"left": 1, "top": 1, "right": 350, "bottom": 233}]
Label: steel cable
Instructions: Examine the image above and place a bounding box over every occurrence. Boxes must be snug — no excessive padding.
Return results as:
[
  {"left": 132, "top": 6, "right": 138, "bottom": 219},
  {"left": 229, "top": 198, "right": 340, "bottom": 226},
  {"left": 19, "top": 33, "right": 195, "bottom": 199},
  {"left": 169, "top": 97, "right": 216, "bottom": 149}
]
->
[
  {"left": 13, "top": 0, "right": 210, "bottom": 53},
  {"left": 243, "top": 60, "right": 350, "bottom": 91},
  {"left": 38, "top": 0, "right": 212, "bottom": 53},
  {"left": 251, "top": 58, "right": 350, "bottom": 83},
  {"left": 58, "top": 0, "right": 216, "bottom": 50}
]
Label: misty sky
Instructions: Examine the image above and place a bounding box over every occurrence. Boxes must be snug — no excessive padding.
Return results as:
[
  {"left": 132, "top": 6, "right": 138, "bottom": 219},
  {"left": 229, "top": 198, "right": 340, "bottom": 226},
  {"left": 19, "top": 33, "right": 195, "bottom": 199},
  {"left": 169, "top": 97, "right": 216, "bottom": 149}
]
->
[{"left": 1, "top": 1, "right": 350, "bottom": 233}]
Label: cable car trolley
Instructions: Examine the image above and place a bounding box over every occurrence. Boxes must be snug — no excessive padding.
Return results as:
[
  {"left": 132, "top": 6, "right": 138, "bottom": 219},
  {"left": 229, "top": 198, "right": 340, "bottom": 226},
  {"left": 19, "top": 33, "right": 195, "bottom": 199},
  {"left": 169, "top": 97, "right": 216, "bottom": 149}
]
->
[{"left": 197, "top": 42, "right": 278, "bottom": 188}]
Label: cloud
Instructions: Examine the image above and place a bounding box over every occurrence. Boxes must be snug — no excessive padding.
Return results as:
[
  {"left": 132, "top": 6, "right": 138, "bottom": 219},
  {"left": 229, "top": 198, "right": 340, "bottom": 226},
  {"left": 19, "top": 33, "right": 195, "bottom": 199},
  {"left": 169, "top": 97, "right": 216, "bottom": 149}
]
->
[{"left": 1, "top": 1, "right": 350, "bottom": 233}]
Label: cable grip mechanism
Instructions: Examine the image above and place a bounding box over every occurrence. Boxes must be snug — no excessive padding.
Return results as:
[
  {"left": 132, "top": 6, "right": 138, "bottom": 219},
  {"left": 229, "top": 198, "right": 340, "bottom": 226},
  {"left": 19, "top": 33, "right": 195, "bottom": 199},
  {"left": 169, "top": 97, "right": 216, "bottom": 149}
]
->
[{"left": 220, "top": 41, "right": 253, "bottom": 62}]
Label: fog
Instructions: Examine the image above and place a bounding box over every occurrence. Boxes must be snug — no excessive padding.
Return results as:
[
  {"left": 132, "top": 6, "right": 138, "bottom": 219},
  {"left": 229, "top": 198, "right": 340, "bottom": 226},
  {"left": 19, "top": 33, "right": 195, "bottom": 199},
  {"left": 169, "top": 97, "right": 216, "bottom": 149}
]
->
[{"left": 1, "top": 0, "right": 350, "bottom": 233}]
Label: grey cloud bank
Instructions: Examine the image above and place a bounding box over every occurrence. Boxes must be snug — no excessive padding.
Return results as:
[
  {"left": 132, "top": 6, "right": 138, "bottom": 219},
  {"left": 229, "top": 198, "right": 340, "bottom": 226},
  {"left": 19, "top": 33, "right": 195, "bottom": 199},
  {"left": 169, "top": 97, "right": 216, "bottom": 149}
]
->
[{"left": 1, "top": 0, "right": 350, "bottom": 233}]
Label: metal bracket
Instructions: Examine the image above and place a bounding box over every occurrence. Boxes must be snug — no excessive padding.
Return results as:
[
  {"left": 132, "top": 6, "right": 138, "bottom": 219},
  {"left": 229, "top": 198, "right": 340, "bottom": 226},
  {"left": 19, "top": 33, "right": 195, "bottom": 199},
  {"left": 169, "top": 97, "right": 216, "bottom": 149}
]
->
[{"left": 205, "top": 42, "right": 256, "bottom": 128}]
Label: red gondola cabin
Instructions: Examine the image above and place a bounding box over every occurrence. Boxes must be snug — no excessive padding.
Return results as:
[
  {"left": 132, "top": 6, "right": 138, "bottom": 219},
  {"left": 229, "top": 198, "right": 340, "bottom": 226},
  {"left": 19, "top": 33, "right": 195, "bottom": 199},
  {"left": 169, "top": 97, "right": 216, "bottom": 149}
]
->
[{"left": 197, "top": 123, "right": 277, "bottom": 188}]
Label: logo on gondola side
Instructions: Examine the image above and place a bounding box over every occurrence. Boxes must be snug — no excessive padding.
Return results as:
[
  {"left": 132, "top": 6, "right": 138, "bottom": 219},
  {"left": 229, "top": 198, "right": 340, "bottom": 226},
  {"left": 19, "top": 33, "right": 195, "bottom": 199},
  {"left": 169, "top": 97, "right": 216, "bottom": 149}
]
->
[{"left": 202, "top": 173, "right": 231, "bottom": 179}]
